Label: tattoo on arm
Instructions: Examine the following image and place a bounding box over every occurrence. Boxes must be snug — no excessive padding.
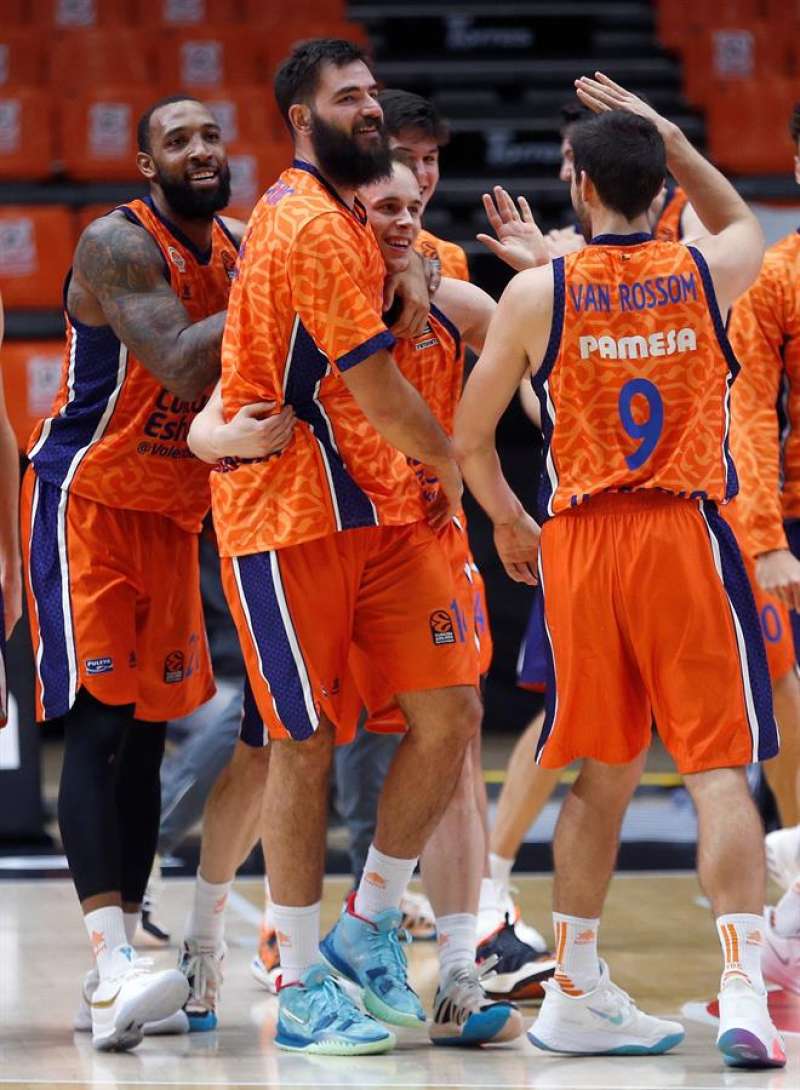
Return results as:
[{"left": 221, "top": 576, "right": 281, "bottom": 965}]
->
[{"left": 72, "top": 215, "right": 225, "bottom": 400}]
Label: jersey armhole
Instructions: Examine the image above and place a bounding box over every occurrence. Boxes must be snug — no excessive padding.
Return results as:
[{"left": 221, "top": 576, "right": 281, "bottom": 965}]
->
[{"left": 688, "top": 245, "right": 741, "bottom": 378}]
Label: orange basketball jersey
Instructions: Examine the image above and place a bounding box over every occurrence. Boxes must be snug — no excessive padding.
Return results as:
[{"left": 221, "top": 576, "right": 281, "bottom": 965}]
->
[
  {"left": 728, "top": 230, "right": 800, "bottom": 556},
  {"left": 533, "top": 234, "right": 739, "bottom": 518},
  {"left": 394, "top": 303, "right": 464, "bottom": 437},
  {"left": 416, "top": 228, "right": 470, "bottom": 281},
  {"left": 654, "top": 185, "right": 688, "bottom": 243},
  {"left": 28, "top": 198, "right": 238, "bottom": 533},
  {"left": 212, "top": 160, "right": 424, "bottom": 558}
]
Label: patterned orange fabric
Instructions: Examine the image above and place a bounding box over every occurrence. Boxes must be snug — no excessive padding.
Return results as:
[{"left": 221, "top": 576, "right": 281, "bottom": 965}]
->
[
  {"left": 534, "top": 234, "right": 739, "bottom": 517},
  {"left": 654, "top": 185, "right": 688, "bottom": 243},
  {"left": 395, "top": 303, "right": 464, "bottom": 439},
  {"left": 727, "top": 231, "right": 800, "bottom": 555},
  {"left": 28, "top": 198, "right": 237, "bottom": 533},
  {"left": 416, "top": 228, "right": 469, "bottom": 281},
  {"left": 213, "top": 161, "right": 425, "bottom": 557}
]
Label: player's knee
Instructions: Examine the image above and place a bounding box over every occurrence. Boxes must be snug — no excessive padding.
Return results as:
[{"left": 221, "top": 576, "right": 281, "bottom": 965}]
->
[{"left": 438, "top": 686, "right": 482, "bottom": 746}]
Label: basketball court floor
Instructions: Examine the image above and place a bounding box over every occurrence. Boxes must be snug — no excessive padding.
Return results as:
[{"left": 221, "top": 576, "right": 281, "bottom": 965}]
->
[{"left": 1, "top": 874, "right": 798, "bottom": 1090}]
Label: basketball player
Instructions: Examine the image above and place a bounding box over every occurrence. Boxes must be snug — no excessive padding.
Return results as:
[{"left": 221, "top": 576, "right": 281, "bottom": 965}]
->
[
  {"left": 187, "top": 38, "right": 480, "bottom": 1056},
  {"left": 20, "top": 96, "right": 244, "bottom": 1052},
  {"left": 726, "top": 99, "right": 800, "bottom": 992},
  {"left": 455, "top": 76, "right": 785, "bottom": 1068},
  {"left": 0, "top": 292, "right": 21, "bottom": 728}
]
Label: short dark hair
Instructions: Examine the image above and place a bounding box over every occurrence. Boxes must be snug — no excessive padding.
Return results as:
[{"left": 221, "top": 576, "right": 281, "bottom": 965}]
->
[
  {"left": 274, "top": 38, "right": 369, "bottom": 132},
  {"left": 137, "top": 94, "right": 204, "bottom": 154},
  {"left": 377, "top": 89, "right": 450, "bottom": 145},
  {"left": 790, "top": 102, "right": 800, "bottom": 145},
  {"left": 570, "top": 111, "right": 666, "bottom": 220},
  {"left": 559, "top": 101, "right": 590, "bottom": 136}
]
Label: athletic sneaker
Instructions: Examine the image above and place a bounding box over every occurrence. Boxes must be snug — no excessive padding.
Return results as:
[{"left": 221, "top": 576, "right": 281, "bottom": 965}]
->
[
  {"left": 250, "top": 923, "right": 280, "bottom": 994},
  {"left": 528, "top": 960, "right": 685, "bottom": 1055},
  {"left": 178, "top": 938, "right": 225, "bottom": 1032},
  {"left": 761, "top": 908, "right": 800, "bottom": 996},
  {"left": 320, "top": 892, "right": 426, "bottom": 1027},
  {"left": 136, "top": 858, "right": 170, "bottom": 948},
  {"left": 75, "top": 965, "right": 189, "bottom": 1035},
  {"left": 765, "top": 826, "right": 800, "bottom": 892},
  {"left": 275, "top": 963, "right": 396, "bottom": 1055},
  {"left": 476, "top": 916, "right": 556, "bottom": 1001},
  {"left": 400, "top": 889, "right": 437, "bottom": 940},
  {"left": 88, "top": 944, "right": 189, "bottom": 1052},
  {"left": 499, "top": 886, "right": 549, "bottom": 954},
  {"left": 430, "top": 960, "right": 522, "bottom": 1046},
  {"left": 716, "top": 977, "right": 786, "bottom": 1068}
]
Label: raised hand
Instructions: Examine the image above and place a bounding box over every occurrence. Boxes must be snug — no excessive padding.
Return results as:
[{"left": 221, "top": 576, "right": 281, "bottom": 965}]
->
[
  {"left": 477, "top": 185, "right": 549, "bottom": 271},
  {"left": 574, "top": 72, "right": 676, "bottom": 142}
]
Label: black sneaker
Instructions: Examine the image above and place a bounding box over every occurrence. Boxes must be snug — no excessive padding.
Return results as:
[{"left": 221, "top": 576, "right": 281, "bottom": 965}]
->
[{"left": 476, "top": 916, "right": 555, "bottom": 1002}]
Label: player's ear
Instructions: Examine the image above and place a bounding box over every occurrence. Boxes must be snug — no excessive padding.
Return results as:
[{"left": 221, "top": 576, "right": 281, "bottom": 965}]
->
[
  {"left": 289, "top": 103, "right": 312, "bottom": 138},
  {"left": 137, "top": 152, "right": 157, "bottom": 181}
]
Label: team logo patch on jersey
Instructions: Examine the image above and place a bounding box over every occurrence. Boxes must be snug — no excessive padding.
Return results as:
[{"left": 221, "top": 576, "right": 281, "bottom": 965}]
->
[
  {"left": 85, "top": 657, "right": 113, "bottom": 675},
  {"left": 414, "top": 322, "right": 440, "bottom": 352},
  {"left": 221, "top": 250, "right": 237, "bottom": 279},
  {"left": 167, "top": 246, "right": 186, "bottom": 273},
  {"left": 164, "top": 651, "right": 185, "bottom": 684},
  {"left": 430, "top": 610, "right": 456, "bottom": 646}
]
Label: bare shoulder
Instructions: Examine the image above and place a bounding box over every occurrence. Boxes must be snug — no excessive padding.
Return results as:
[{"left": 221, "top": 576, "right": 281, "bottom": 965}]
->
[
  {"left": 437, "top": 277, "right": 493, "bottom": 311},
  {"left": 505, "top": 264, "right": 554, "bottom": 311},
  {"left": 74, "top": 210, "right": 166, "bottom": 295}
]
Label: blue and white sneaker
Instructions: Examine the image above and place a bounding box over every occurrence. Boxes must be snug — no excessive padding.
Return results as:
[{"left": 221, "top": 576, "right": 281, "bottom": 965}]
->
[
  {"left": 178, "top": 938, "right": 225, "bottom": 1032},
  {"left": 276, "top": 964, "right": 396, "bottom": 1055},
  {"left": 320, "top": 892, "right": 426, "bottom": 1028},
  {"left": 528, "top": 960, "right": 685, "bottom": 1055},
  {"left": 430, "top": 960, "right": 522, "bottom": 1046}
]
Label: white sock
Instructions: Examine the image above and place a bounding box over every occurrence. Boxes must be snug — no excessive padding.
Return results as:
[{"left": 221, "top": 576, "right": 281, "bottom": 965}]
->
[
  {"left": 123, "top": 912, "right": 138, "bottom": 946},
  {"left": 437, "top": 913, "right": 477, "bottom": 978},
  {"left": 489, "top": 853, "right": 514, "bottom": 897},
  {"left": 773, "top": 878, "right": 800, "bottom": 938},
  {"left": 271, "top": 901, "right": 320, "bottom": 986},
  {"left": 84, "top": 906, "right": 128, "bottom": 978},
  {"left": 263, "top": 875, "right": 275, "bottom": 930},
  {"left": 552, "top": 912, "right": 601, "bottom": 995},
  {"left": 354, "top": 845, "right": 417, "bottom": 921},
  {"left": 185, "top": 874, "right": 231, "bottom": 947},
  {"left": 478, "top": 876, "right": 500, "bottom": 913},
  {"left": 717, "top": 913, "right": 766, "bottom": 991}
]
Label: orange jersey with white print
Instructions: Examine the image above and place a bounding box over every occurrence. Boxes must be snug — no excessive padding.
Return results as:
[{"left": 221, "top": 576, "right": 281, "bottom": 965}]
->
[
  {"left": 28, "top": 198, "right": 237, "bottom": 533},
  {"left": 212, "top": 161, "right": 425, "bottom": 557},
  {"left": 533, "top": 233, "right": 739, "bottom": 518},
  {"left": 654, "top": 185, "right": 688, "bottom": 243},
  {"left": 394, "top": 303, "right": 464, "bottom": 436},
  {"left": 416, "top": 228, "right": 469, "bottom": 281},
  {"left": 728, "top": 231, "right": 800, "bottom": 555}
]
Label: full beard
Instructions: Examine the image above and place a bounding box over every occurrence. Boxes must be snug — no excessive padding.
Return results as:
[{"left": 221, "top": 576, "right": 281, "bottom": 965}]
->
[
  {"left": 310, "top": 112, "right": 392, "bottom": 190},
  {"left": 157, "top": 162, "right": 232, "bottom": 220}
]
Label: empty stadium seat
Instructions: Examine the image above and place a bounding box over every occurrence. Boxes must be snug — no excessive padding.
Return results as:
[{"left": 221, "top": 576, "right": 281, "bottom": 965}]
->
[
  {"left": 706, "top": 78, "right": 796, "bottom": 174},
  {"left": 74, "top": 201, "right": 122, "bottom": 236},
  {"left": 241, "top": 0, "right": 345, "bottom": 24},
  {"left": 0, "top": 0, "right": 28, "bottom": 25},
  {"left": 225, "top": 142, "right": 286, "bottom": 222},
  {"left": 0, "top": 340, "right": 64, "bottom": 451},
  {"left": 0, "top": 206, "right": 74, "bottom": 308},
  {"left": 260, "top": 19, "right": 370, "bottom": 75},
  {"left": 139, "top": 0, "right": 241, "bottom": 25},
  {"left": 157, "top": 28, "right": 262, "bottom": 90},
  {"left": 0, "top": 89, "right": 55, "bottom": 180},
  {"left": 50, "top": 29, "right": 154, "bottom": 88},
  {"left": 58, "top": 86, "right": 153, "bottom": 181},
  {"left": 0, "top": 32, "right": 46, "bottom": 87},
  {"left": 680, "top": 24, "right": 792, "bottom": 109},
  {"left": 205, "top": 87, "right": 283, "bottom": 146},
  {"left": 34, "top": 0, "right": 135, "bottom": 28}
]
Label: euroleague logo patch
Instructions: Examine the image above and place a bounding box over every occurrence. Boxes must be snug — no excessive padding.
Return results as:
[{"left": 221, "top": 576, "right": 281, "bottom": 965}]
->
[
  {"left": 164, "top": 650, "right": 184, "bottom": 684},
  {"left": 429, "top": 609, "right": 456, "bottom": 646}
]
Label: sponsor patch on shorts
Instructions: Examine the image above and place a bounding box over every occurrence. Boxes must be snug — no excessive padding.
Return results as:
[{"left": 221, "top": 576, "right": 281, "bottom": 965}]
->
[
  {"left": 85, "top": 657, "right": 113, "bottom": 675},
  {"left": 429, "top": 610, "right": 456, "bottom": 646},
  {"left": 164, "top": 650, "right": 184, "bottom": 684}
]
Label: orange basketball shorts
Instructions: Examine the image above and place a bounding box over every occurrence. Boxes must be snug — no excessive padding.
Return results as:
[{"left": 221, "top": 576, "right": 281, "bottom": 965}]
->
[
  {"left": 222, "top": 520, "right": 478, "bottom": 744},
  {"left": 22, "top": 469, "right": 213, "bottom": 723},
  {"left": 535, "top": 491, "right": 778, "bottom": 774},
  {"left": 353, "top": 515, "right": 490, "bottom": 738},
  {"left": 720, "top": 501, "right": 795, "bottom": 683}
]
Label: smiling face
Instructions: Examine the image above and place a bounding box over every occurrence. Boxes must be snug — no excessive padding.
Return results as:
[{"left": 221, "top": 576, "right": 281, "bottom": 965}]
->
[
  {"left": 140, "top": 99, "right": 231, "bottom": 219},
  {"left": 360, "top": 161, "right": 424, "bottom": 274},
  {"left": 388, "top": 129, "right": 440, "bottom": 210}
]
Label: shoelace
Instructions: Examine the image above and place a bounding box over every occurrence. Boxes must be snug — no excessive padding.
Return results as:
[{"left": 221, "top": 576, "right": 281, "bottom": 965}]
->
[
  {"left": 364, "top": 924, "right": 412, "bottom": 983},
  {"left": 444, "top": 965, "right": 494, "bottom": 1012},
  {"left": 598, "top": 979, "right": 635, "bottom": 1022},
  {"left": 184, "top": 946, "right": 221, "bottom": 1001},
  {"left": 304, "top": 975, "right": 365, "bottom": 1028}
]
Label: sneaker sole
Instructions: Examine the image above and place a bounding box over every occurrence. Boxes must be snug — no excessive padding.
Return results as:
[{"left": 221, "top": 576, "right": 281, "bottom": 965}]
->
[
  {"left": 765, "top": 832, "right": 800, "bottom": 891},
  {"left": 718, "top": 1028, "right": 786, "bottom": 1068},
  {"left": 431, "top": 1004, "right": 520, "bottom": 1047},
  {"left": 528, "top": 1029, "right": 685, "bottom": 1056},
  {"left": 186, "top": 1010, "right": 218, "bottom": 1033},
  {"left": 275, "top": 1031, "right": 396, "bottom": 1055},
  {"left": 93, "top": 975, "right": 188, "bottom": 1053},
  {"left": 319, "top": 938, "right": 426, "bottom": 1029}
]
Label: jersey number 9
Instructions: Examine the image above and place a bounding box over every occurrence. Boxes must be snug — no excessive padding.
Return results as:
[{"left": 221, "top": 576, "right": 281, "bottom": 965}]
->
[{"left": 618, "top": 378, "right": 663, "bottom": 471}]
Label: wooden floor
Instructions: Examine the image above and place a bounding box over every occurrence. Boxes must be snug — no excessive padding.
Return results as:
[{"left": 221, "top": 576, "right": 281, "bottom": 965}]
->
[{"left": 0, "top": 874, "right": 797, "bottom": 1090}]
